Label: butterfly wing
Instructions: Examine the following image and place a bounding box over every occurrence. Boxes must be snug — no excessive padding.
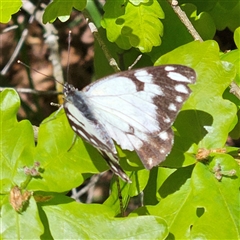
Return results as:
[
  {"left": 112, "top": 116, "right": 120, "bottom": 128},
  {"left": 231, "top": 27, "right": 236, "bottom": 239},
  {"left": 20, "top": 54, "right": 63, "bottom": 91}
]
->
[{"left": 82, "top": 65, "right": 196, "bottom": 169}]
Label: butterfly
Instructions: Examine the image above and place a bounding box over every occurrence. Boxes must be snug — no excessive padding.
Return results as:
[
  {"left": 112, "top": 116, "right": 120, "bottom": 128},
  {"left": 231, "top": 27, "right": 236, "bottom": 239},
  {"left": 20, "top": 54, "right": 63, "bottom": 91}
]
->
[{"left": 62, "top": 65, "right": 196, "bottom": 182}]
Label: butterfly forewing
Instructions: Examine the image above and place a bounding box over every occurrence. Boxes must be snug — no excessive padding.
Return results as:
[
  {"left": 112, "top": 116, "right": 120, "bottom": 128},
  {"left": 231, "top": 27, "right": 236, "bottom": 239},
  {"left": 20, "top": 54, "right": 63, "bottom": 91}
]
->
[
  {"left": 63, "top": 65, "right": 196, "bottom": 181},
  {"left": 63, "top": 83, "right": 131, "bottom": 182}
]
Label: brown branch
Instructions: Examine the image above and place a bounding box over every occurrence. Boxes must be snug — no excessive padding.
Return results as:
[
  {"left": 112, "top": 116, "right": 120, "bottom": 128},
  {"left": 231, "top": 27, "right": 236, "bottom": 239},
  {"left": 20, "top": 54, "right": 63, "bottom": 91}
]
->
[
  {"left": 88, "top": 21, "right": 120, "bottom": 72},
  {"left": 230, "top": 81, "right": 240, "bottom": 100},
  {"left": 83, "top": 10, "right": 120, "bottom": 73},
  {"left": 168, "top": 0, "right": 203, "bottom": 41},
  {"left": 0, "top": 87, "right": 61, "bottom": 95}
]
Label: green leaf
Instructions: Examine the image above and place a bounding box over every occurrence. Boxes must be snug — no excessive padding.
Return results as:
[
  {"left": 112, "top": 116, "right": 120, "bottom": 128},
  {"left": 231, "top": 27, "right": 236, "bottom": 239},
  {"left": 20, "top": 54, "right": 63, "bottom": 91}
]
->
[
  {"left": 132, "top": 170, "right": 197, "bottom": 238},
  {"left": 220, "top": 49, "right": 240, "bottom": 85},
  {"left": 229, "top": 110, "right": 240, "bottom": 140},
  {"left": 234, "top": 26, "right": 240, "bottom": 50},
  {"left": 94, "top": 27, "right": 153, "bottom": 77},
  {"left": 104, "top": 169, "right": 149, "bottom": 215},
  {"left": 156, "top": 40, "right": 237, "bottom": 167},
  {"left": 148, "top": 0, "right": 194, "bottom": 60},
  {"left": 42, "top": 0, "right": 87, "bottom": 23},
  {"left": 209, "top": 1, "right": 240, "bottom": 31},
  {"left": 128, "top": 169, "right": 149, "bottom": 197},
  {"left": 181, "top": 3, "right": 216, "bottom": 40},
  {"left": 40, "top": 194, "right": 168, "bottom": 239},
  {"left": 220, "top": 49, "right": 240, "bottom": 125},
  {"left": 132, "top": 156, "right": 239, "bottom": 238},
  {"left": 104, "top": 178, "right": 131, "bottom": 215},
  {"left": 0, "top": 89, "right": 108, "bottom": 193},
  {"left": 0, "top": 0, "right": 22, "bottom": 23},
  {"left": 219, "top": 45, "right": 240, "bottom": 139},
  {"left": 218, "top": 0, "right": 238, "bottom": 9},
  {"left": 178, "top": 0, "right": 218, "bottom": 12},
  {"left": 1, "top": 195, "right": 44, "bottom": 239},
  {"left": 0, "top": 89, "right": 35, "bottom": 193},
  {"left": 29, "top": 109, "right": 108, "bottom": 192},
  {"left": 129, "top": 0, "right": 149, "bottom": 5},
  {"left": 190, "top": 155, "right": 240, "bottom": 239},
  {"left": 101, "top": 0, "right": 164, "bottom": 52},
  {"left": 156, "top": 167, "right": 178, "bottom": 200}
]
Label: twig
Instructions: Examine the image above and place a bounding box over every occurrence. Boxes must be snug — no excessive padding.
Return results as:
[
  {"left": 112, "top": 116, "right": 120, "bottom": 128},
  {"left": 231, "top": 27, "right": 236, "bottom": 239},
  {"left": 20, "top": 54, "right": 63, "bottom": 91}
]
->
[
  {"left": 0, "top": 87, "right": 61, "bottom": 95},
  {"left": 230, "top": 81, "right": 240, "bottom": 99},
  {"left": 71, "top": 173, "right": 104, "bottom": 202},
  {"left": 128, "top": 54, "right": 142, "bottom": 70},
  {"left": 1, "top": 25, "right": 18, "bottom": 33},
  {"left": 88, "top": 21, "right": 120, "bottom": 72},
  {"left": 1, "top": 27, "right": 29, "bottom": 75},
  {"left": 86, "top": 17, "right": 120, "bottom": 72},
  {"left": 21, "top": 0, "right": 64, "bottom": 103},
  {"left": 45, "top": 33, "right": 64, "bottom": 104},
  {"left": 168, "top": 0, "right": 203, "bottom": 41}
]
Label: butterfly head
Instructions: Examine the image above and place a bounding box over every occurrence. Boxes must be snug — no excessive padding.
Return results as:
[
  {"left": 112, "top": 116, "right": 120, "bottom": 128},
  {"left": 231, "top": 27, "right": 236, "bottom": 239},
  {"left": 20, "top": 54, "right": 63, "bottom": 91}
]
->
[{"left": 63, "top": 83, "right": 78, "bottom": 97}]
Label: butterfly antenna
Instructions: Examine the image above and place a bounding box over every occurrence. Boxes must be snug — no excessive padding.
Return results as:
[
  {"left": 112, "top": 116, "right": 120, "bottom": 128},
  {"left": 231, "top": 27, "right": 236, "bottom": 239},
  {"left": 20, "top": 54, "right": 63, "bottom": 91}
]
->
[
  {"left": 66, "top": 30, "right": 72, "bottom": 83},
  {"left": 17, "top": 60, "right": 64, "bottom": 86}
]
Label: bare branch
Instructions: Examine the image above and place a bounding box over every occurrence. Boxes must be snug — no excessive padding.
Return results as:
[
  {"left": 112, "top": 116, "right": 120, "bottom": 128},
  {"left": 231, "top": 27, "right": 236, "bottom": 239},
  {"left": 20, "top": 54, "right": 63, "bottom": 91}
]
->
[
  {"left": 128, "top": 55, "right": 143, "bottom": 70},
  {"left": 21, "top": 0, "right": 64, "bottom": 103},
  {"left": 168, "top": 0, "right": 203, "bottom": 42},
  {"left": 1, "top": 28, "right": 29, "bottom": 75},
  {"left": 1, "top": 25, "right": 18, "bottom": 33},
  {"left": 0, "top": 87, "right": 61, "bottom": 95},
  {"left": 86, "top": 18, "right": 120, "bottom": 72},
  {"left": 230, "top": 81, "right": 240, "bottom": 100},
  {"left": 71, "top": 173, "right": 105, "bottom": 202}
]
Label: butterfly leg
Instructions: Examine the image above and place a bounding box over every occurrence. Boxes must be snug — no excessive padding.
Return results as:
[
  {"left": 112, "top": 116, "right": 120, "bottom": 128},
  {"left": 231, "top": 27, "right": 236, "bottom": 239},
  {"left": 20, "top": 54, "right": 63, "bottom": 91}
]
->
[
  {"left": 42, "top": 105, "right": 64, "bottom": 124},
  {"left": 67, "top": 133, "right": 78, "bottom": 152}
]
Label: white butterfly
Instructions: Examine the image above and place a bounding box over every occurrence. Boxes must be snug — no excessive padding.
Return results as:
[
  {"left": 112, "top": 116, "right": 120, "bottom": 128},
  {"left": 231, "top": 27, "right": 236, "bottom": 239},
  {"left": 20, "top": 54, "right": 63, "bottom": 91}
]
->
[{"left": 63, "top": 65, "right": 196, "bottom": 182}]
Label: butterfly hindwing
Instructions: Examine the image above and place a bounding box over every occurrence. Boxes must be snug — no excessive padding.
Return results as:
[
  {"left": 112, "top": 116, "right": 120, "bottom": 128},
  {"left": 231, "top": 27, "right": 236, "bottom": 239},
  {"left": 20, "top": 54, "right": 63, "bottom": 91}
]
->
[{"left": 63, "top": 65, "right": 196, "bottom": 181}]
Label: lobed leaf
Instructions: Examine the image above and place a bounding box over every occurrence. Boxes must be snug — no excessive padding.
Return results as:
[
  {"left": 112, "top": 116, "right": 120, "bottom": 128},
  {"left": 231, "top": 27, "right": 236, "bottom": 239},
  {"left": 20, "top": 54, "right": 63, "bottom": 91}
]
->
[
  {"left": 181, "top": 3, "right": 216, "bottom": 40},
  {"left": 39, "top": 194, "right": 168, "bottom": 239},
  {"left": 0, "top": 194, "right": 43, "bottom": 239},
  {"left": 131, "top": 157, "right": 239, "bottom": 238},
  {"left": 0, "top": 0, "right": 22, "bottom": 23},
  {"left": 29, "top": 109, "right": 108, "bottom": 192},
  {"left": 156, "top": 40, "right": 237, "bottom": 167},
  {"left": 42, "top": 0, "right": 87, "bottom": 23},
  {"left": 101, "top": 0, "right": 164, "bottom": 52},
  {"left": 0, "top": 89, "right": 35, "bottom": 193},
  {"left": 209, "top": 1, "right": 240, "bottom": 31}
]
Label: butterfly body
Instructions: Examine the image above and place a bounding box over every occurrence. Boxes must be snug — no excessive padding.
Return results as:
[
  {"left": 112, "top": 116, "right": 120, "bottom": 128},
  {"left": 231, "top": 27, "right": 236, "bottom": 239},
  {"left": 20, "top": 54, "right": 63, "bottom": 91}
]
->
[{"left": 62, "top": 65, "right": 196, "bottom": 182}]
